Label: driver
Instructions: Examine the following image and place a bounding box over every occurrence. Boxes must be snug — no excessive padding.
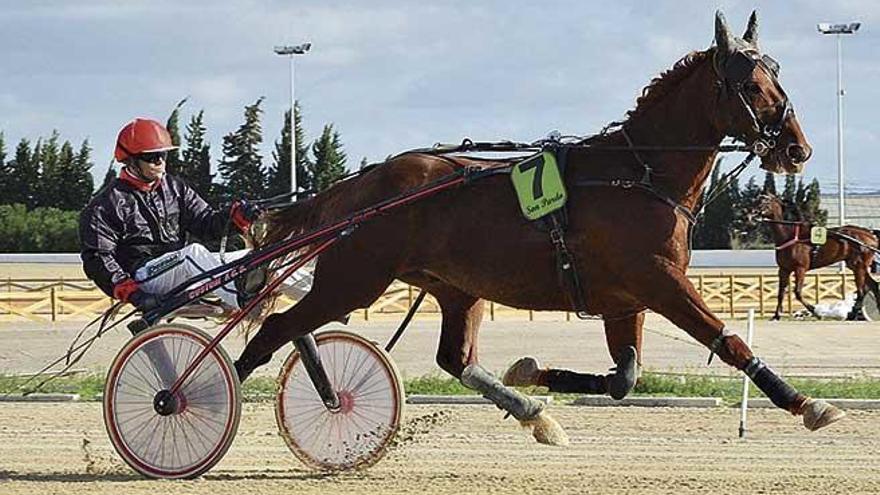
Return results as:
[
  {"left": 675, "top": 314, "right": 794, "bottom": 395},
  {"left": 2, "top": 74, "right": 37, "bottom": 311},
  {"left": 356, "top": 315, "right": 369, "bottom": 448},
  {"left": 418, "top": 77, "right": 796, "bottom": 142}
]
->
[{"left": 79, "top": 118, "right": 310, "bottom": 315}]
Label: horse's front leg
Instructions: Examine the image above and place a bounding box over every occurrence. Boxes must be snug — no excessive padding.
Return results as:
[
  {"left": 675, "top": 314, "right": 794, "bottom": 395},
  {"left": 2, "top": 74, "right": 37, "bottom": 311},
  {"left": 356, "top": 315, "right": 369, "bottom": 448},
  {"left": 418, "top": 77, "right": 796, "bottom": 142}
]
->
[
  {"left": 640, "top": 257, "right": 844, "bottom": 431},
  {"left": 429, "top": 283, "right": 568, "bottom": 446},
  {"left": 773, "top": 268, "right": 791, "bottom": 320}
]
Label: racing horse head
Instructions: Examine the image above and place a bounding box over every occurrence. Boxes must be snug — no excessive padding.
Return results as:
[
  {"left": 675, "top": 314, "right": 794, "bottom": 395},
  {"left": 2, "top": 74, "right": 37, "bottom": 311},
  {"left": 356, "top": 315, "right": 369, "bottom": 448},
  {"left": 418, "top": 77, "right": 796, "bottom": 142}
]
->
[{"left": 712, "top": 11, "right": 812, "bottom": 173}]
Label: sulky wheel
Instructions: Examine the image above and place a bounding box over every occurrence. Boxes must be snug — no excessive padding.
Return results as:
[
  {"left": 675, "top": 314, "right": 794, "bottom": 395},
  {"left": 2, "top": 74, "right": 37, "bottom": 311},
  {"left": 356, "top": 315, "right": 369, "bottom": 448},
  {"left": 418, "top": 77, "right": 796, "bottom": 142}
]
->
[
  {"left": 103, "top": 324, "right": 241, "bottom": 479},
  {"left": 276, "top": 330, "right": 404, "bottom": 471}
]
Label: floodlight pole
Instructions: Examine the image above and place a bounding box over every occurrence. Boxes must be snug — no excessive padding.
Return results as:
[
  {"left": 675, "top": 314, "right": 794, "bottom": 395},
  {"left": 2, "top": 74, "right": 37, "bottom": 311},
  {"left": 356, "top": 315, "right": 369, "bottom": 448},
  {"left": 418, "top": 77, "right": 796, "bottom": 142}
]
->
[
  {"left": 817, "top": 23, "right": 859, "bottom": 230},
  {"left": 274, "top": 42, "right": 311, "bottom": 199}
]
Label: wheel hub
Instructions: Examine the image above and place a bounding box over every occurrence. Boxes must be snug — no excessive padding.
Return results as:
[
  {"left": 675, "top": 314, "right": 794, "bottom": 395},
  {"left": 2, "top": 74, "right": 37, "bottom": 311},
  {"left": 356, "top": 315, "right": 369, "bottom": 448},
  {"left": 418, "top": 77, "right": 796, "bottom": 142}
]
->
[
  {"left": 153, "top": 389, "right": 179, "bottom": 416},
  {"left": 336, "top": 390, "right": 355, "bottom": 414}
]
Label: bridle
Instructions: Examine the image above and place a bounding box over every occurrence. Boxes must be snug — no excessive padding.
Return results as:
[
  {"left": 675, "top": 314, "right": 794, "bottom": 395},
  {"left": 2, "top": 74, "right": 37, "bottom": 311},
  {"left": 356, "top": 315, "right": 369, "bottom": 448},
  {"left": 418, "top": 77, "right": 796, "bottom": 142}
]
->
[{"left": 715, "top": 49, "right": 794, "bottom": 158}]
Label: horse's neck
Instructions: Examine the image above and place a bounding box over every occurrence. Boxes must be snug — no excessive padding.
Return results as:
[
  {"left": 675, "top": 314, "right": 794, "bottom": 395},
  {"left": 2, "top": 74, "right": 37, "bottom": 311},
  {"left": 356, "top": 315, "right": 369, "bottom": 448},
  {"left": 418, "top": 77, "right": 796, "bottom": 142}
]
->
[
  {"left": 767, "top": 214, "right": 795, "bottom": 243},
  {"left": 621, "top": 60, "right": 725, "bottom": 210}
]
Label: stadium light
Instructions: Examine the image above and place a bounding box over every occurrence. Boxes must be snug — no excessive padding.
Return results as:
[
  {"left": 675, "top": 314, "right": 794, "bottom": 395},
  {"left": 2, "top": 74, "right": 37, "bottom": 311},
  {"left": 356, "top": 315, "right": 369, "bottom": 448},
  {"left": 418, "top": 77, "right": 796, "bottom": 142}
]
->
[
  {"left": 274, "top": 43, "right": 312, "bottom": 198},
  {"left": 817, "top": 22, "right": 859, "bottom": 230}
]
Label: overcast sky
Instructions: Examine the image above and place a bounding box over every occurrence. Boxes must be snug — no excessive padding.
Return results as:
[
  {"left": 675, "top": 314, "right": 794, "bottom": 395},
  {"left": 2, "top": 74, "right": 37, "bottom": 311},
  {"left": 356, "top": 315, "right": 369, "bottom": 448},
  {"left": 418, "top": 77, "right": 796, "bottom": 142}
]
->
[{"left": 1, "top": 1, "right": 878, "bottom": 193}]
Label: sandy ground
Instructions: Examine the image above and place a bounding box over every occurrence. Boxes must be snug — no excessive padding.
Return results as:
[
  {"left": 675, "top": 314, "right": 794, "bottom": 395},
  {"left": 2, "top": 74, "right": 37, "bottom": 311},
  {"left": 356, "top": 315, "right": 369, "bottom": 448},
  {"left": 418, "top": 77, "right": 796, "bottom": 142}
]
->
[
  {"left": 0, "top": 402, "right": 878, "bottom": 495},
  {"left": 2, "top": 314, "right": 879, "bottom": 379}
]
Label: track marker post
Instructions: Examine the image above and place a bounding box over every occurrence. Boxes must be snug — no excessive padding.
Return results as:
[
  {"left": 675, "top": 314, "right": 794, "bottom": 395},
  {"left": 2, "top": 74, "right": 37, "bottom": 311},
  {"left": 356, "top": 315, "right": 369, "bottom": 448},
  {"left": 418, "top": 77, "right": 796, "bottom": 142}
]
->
[{"left": 739, "top": 309, "right": 756, "bottom": 438}]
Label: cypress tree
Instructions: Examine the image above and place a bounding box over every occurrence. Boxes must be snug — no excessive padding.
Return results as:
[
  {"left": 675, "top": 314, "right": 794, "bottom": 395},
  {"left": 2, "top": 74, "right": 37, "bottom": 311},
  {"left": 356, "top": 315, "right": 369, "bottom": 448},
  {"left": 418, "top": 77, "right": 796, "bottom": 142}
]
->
[
  {"left": 734, "top": 176, "right": 765, "bottom": 247},
  {"left": 7, "top": 139, "right": 36, "bottom": 206},
  {"left": 66, "top": 140, "right": 94, "bottom": 210},
  {"left": 0, "top": 132, "right": 8, "bottom": 202},
  {"left": 219, "top": 98, "right": 266, "bottom": 199},
  {"left": 762, "top": 171, "right": 777, "bottom": 195},
  {"left": 802, "top": 178, "right": 827, "bottom": 225},
  {"left": 694, "top": 160, "right": 735, "bottom": 249},
  {"left": 781, "top": 175, "right": 798, "bottom": 221},
  {"left": 180, "top": 110, "right": 215, "bottom": 202},
  {"left": 165, "top": 98, "right": 186, "bottom": 175},
  {"left": 100, "top": 161, "right": 117, "bottom": 193},
  {"left": 52, "top": 141, "right": 77, "bottom": 209},
  {"left": 311, "top": 124, "right": 347, "bottom": 192},
  {"left": 36, "top": 132, "right": 61, "bottom": 209},
  {"left": 269, "top": 102, "right": 312, "bottom": 197}
]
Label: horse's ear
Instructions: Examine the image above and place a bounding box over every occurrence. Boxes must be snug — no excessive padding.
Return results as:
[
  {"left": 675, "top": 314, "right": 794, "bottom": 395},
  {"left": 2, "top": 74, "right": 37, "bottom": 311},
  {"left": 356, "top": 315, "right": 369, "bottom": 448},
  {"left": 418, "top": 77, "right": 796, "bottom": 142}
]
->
[
  {"left": 743, "top": 10, "right": 759, "bottom": 47},
  {"left": 714, "top": 10, "right": 736, "bottom": 57}
]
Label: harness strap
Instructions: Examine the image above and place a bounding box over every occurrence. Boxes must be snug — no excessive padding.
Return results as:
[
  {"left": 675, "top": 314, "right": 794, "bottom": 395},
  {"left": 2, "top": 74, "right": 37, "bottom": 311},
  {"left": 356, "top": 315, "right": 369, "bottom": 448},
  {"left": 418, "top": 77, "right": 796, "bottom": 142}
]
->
[
  {"left": 574, "top": 179, "right": 697, "bottom": 225},
  {"left": 775, "top": 224, "right": 802, "bottom": 251},
  {"left": 545, "top": 212, "right": 590, "bottom": 319}
]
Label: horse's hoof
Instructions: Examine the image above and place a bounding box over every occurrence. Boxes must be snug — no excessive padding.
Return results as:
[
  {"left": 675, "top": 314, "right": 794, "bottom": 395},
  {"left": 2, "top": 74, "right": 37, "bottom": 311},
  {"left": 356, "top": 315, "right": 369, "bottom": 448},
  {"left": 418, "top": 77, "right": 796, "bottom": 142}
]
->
[
  {"left": 502, "top": 357, "right": 541, "bottom": 387},
  {"left": 608, "top": 346, "right": 639, "bottom": 400},
  {"left": 522, "top": 411, "right": 569, "bottom": 447},
  {"left": 802, "top": 398, "right": 846, "bottom": 431}
]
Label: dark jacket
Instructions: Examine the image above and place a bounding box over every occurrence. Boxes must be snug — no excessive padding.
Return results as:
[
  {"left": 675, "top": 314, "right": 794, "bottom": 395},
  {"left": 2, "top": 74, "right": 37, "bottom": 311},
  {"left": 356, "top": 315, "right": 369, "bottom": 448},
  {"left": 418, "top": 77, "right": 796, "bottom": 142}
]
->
[{"left": 79, "top": 174, "right": 229, "bottom": 296}]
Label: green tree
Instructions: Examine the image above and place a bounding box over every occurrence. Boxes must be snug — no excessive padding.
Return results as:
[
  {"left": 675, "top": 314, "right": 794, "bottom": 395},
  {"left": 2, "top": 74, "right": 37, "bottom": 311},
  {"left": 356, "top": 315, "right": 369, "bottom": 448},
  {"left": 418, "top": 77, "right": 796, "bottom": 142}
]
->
[
  {"left": 219, "top": 98, "right": 267, "bottom": 199},
  {"left": 269, "top": 103, "right": 313, "bottom": 197},
  {"left": 310, "top": 124, "right": 347, "bottom": 192},
  {"left": 801, "top": 178, "right": 827, "bottom": 225},
  {"left": 733, "top": 176, "right": 769, "bottom": 248},
  {"left": 100, "top": 161, "right": 117, "bottom": 193},
  {"left": 6, "top": 139, "right": 38, "bottom": 207},
  {"left": 64, "top": 140, "right": 95, "bottom": 210},
  {"left": 762, "top": 171, "right": 777, "bottom": 195},
  {"left": 694, "top": 160, "right": 736, "bottom": 249},
  {"left": 165, "top": 98, "right": 187, "bottom": 175},
  {"left": 35, "top": 132, "right": 62, "bottom": 209},
  {"left": 0, "top": 132, "right": 8, "bottom": 201},
  {"left": 0, "top": 204, "right": 80, "bottom": 251},
  {"left": 781, "top": 175, "right": 798, "bottom": 221},
  {"left": 180, "top": 110, "right": 215, "bottom": 202}
]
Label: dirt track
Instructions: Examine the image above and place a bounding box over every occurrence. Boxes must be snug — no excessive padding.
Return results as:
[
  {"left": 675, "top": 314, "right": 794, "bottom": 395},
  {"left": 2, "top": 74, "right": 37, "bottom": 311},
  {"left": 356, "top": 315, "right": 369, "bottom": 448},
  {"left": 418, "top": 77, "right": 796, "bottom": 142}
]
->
[{"left": 1, "top": 402, "right": 878, "bottom": 494}]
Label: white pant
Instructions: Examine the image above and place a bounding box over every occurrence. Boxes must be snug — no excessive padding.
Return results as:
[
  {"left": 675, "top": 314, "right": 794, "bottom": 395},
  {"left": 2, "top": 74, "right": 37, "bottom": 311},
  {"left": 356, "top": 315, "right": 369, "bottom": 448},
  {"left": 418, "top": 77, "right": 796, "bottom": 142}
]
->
[{"left": 133, "top": 243, "right": 312, "bottom": 309}]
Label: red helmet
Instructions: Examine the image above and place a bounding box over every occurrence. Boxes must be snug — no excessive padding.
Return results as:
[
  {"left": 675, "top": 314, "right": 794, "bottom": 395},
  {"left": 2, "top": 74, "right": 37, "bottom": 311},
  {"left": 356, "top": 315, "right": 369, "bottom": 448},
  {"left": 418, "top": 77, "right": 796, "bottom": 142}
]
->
[{"left": 114, "top": 118, "right": 178, "bottom": 162}]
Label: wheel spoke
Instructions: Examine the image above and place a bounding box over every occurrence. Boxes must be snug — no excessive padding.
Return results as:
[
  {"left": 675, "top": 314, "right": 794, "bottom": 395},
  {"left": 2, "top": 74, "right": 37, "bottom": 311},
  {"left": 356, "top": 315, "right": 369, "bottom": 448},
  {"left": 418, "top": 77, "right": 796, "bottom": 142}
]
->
[{"left": 277, "top": 332, "right": 401, "bottom": 470}]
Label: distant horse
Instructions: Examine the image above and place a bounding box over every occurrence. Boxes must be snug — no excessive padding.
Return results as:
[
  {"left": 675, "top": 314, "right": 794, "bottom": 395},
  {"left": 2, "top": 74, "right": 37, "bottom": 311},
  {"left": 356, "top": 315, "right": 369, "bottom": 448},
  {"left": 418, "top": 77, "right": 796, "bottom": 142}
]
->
[
  {"left": 236, "top": 11, "right": 843, "bottom": 443},
  {"left": 759, "top": 193, "right": 880, "bottom": 320}
]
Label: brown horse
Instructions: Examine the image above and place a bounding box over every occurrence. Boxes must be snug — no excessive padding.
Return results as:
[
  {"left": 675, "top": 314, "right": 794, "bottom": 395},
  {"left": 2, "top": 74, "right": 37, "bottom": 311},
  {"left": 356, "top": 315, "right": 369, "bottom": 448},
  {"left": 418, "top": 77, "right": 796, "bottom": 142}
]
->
[
  {"left": 760, "top": 193, "right": 880, "bottom": 320},
  {"left": 235, "top": 11, "right": 843, "bottom": 443}
]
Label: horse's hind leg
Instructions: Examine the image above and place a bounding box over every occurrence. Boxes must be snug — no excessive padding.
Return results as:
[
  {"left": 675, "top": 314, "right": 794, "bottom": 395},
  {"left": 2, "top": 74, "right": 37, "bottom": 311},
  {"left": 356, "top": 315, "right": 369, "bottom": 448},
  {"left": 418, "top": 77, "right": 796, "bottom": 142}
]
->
[
  {"left": 234, "top": 265, "right": 394, "bottom": 382},
  {"left": 847, "top": 261, "right": 869, "bottom": 321},
  {"left": 503, "top": 312, "right": 642, "bottom": 400},
  {"left": 792, "top": 267, "right": 819, "bottom": 319},
  {"left": 641, "top": 258, "right": 844, "bottom": 431},
  {"left": 426, "top": 282, "right": 567, "bottom": 446}
]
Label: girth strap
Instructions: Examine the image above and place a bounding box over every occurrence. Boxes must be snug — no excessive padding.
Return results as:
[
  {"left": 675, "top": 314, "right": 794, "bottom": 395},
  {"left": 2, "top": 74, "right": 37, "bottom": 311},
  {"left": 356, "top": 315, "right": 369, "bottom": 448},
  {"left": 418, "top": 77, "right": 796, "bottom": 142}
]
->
[{"left": 543, "top": 212, "right": 591, "bottom": 319}]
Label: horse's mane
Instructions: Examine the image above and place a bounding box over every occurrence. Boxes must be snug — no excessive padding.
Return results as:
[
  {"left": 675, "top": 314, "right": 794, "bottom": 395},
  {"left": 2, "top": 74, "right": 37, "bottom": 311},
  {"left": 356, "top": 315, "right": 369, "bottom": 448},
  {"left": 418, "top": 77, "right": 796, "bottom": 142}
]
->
[
  {"left": 627, "top": 49, "right": 712, "bottom": 120},
  {"left": 583, "top": 49, "right": 713, "bottom": 144}
]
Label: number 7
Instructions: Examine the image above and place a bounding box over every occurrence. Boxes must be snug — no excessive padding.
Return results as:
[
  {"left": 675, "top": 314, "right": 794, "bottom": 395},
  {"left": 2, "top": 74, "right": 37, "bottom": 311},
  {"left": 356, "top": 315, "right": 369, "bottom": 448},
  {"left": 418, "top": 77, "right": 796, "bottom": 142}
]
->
[{"left": 519, "top": 156, "right": 545, "bottom": 200}]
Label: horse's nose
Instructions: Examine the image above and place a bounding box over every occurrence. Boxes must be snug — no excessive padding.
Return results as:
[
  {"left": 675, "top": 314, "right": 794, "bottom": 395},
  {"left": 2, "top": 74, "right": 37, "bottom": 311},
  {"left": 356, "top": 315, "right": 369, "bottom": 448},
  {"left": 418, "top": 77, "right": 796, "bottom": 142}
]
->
[{"left": 786, "top": 143, "right": 812, "bottom": 164}]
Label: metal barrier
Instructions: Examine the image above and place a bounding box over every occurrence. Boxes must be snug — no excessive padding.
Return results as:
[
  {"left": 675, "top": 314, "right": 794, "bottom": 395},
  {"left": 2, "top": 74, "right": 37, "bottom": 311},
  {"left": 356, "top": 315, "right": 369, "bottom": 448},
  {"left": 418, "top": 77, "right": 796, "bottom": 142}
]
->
[{"left": 0, "top": 273, "right": 857, "bottom": 323}]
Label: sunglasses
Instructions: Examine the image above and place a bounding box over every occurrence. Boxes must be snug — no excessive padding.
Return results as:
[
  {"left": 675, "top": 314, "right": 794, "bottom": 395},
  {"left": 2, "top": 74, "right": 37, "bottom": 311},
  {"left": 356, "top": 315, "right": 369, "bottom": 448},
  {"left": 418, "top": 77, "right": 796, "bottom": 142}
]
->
[{"left": 137, "top": 151, "right": 168, "bottom": 164}]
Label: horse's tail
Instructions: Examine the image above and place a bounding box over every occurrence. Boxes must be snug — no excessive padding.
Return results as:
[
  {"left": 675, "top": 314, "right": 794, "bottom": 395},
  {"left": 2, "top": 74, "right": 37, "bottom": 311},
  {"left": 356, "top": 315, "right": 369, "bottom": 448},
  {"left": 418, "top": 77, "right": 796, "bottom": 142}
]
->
[
  {"left": 239, "top": 198, "right": 318, "bottom": 336},
  {"left": 257, "top": 197, "right": 317, "bottom": 249}
]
